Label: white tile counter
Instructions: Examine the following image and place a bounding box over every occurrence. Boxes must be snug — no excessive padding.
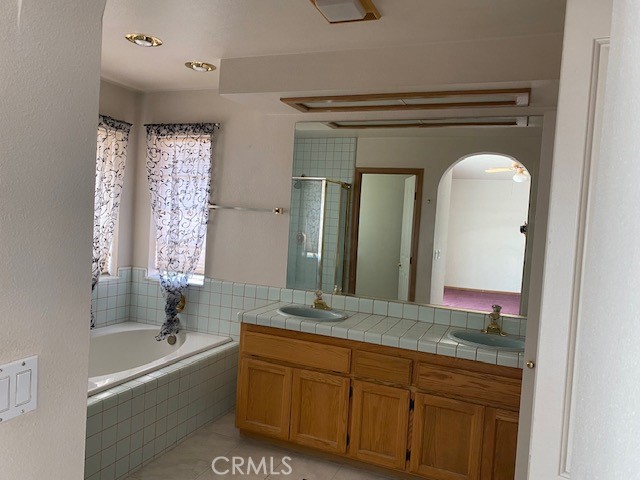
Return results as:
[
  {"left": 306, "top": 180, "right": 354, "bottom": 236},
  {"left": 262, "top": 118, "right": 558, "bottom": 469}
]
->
[{"left": 240, "top": 302, "right": 525, "bottom": 369}]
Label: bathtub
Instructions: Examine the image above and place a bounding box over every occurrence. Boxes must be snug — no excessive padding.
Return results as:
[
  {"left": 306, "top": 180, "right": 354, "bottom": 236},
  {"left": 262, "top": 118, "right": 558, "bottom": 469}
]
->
[{"left": 88, "top": 322, "right": 232, "bottom": 396}]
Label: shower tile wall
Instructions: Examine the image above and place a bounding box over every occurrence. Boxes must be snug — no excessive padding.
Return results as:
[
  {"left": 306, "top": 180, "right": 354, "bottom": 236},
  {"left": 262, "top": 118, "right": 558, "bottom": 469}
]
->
[
  {"left": 289, "top": 137, "right": 356, "bottom": 292},
  {"left": 92, "top": 267, "right": 132, "bottom": 328}
]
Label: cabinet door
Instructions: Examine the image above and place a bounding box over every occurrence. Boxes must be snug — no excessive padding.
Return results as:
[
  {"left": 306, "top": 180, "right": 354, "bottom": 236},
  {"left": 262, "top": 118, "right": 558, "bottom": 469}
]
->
[
  {"left": 290, "top": 369, "right": 350, "bottom": 453},
  {"left": 349, "top": 380, "right": 410, "bottom": 470},
  {"left": 410, "top": 393, "right": 484, "bottom": 480},
  {"left": 236, "top": 358, "right": 292, "bottom": 440},
  {"left": 481, "top": 408, "right": 519, "bottom": 480}
]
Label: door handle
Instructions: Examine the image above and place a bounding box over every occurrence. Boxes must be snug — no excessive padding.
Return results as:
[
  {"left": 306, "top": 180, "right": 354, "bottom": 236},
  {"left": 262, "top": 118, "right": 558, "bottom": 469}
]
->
[{"left": 526, "top": 361, "right": 535, "bottom": 369}]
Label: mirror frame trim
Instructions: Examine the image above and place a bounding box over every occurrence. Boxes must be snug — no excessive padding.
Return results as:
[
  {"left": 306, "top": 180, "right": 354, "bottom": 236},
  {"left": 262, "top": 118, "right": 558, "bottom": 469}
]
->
[{"left": 349, "top": 167, "right": 424, "bottom": 302}]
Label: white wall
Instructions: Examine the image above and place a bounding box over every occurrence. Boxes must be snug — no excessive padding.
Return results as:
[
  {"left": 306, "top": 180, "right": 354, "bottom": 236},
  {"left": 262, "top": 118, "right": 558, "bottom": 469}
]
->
[
  {"left": 0, "top": 1, "right": 105, "bottom": 478},
  {"left": 430, "top": 170, "right": 452, "bottom": 304},
  {"left": 132, "top": 90, "right": 296, "bottom": 287},
  {"left": 355, "top": 133, "right": 542, "bottom": 304},
  {"left": 220, "top": 35, "right": 562, "bottom": 98},
  {"left": 98, "top": 80, "right": 142, "bottom": 269},
  {"left": 445, "top": 179, "right": 529, "bottom": 293},
  {"left": 355, "top": 174, "right": 407, "bottom": 299}
]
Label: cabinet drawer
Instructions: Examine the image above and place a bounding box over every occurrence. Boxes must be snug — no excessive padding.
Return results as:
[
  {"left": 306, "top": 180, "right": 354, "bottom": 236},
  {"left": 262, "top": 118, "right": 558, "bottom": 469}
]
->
[
  {"left": 415, "top": 363, "right": 521, "bottom": 409},
  {"left": 352, "top": 350, "right": 412, "bottom": 385},
  {"left": 242, "top": 331, "right": 351, "bottom": 373}
]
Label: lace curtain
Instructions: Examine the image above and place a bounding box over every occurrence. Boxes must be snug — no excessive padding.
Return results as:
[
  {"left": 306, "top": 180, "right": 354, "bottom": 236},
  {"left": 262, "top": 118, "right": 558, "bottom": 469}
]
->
[
  {"left": 91, "top": 116, "right": 131, "bottom": 328},
  {"left": 145, "top": 123, "right": 217, "bottom": 340}
]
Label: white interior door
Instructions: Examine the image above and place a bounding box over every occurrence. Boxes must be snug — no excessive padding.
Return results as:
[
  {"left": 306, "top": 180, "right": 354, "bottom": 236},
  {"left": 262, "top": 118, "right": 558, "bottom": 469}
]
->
[
  {"left": 524, "top": 1, "right": 611, "bottom": 477},
  {"left": 397, "top": 176, "right": 416, "bottom": 301}
]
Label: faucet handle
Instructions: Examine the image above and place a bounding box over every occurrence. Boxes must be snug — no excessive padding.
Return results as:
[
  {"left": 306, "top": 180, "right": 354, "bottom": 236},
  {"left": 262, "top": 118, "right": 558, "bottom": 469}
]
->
[
  {"left": 315, "top": 290, "right": 323, "bottom": 300},
  {"left": 492, "top": 304, "right": 502, "bottom": 313}
]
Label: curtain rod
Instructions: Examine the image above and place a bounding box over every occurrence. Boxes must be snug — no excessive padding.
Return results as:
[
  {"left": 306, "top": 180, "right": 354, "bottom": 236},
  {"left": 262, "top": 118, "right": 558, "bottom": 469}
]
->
[
  {"left": 99, "top": 115, "right": 133, "bottom": 128},
  {"left": 144, "top": 122, "right": 220, "bottom": 127}
]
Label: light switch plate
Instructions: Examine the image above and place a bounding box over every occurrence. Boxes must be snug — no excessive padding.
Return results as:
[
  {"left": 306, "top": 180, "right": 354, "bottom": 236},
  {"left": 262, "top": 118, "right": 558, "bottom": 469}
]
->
[{"left": 0, "top": 355, "right": 38, "bottom": 424}]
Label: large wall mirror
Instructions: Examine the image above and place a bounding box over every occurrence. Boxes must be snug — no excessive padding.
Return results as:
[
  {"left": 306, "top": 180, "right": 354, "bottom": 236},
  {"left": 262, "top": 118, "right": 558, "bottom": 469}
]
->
[{"left": 286, "top": 118, "right": 544, "bottom": 316}]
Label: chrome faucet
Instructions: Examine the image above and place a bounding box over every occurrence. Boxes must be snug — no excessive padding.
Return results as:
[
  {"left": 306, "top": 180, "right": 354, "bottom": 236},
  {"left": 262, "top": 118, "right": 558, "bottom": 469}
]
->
[
  {"left": 312, "top": 290, "right": 331, "bottom": 310},
  {"left": 482, "top": 304, "right": 507, "bottom": 336}
]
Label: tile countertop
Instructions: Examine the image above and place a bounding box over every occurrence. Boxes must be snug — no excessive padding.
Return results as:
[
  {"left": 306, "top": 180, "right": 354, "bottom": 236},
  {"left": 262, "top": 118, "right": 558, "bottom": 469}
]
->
[{"left": 239, "top": 302, "right": 525, "bottom": 369}]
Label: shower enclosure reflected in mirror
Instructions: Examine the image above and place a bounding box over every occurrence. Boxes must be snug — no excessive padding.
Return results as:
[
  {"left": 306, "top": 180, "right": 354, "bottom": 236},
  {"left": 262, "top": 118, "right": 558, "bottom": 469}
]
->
[
  {"left": 287, "top": 120, "right": 543, "bottom": 315},
  {"left": 286, "top": 135, "right": 355, "bottom": 293},
  {"left": 286, "top": 176, "right": 351, "bottom": 293}
]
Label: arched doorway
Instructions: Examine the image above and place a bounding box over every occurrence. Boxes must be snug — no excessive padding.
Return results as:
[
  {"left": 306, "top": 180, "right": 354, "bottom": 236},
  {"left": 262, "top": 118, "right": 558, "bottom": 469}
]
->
[{"left": 431, "top": 153, "right": 531, "bottom": 314}]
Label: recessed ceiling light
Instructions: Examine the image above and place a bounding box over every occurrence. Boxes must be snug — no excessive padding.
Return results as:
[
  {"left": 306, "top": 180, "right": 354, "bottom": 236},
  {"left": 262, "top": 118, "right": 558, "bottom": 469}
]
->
[
  {"left": 185, "top": 61, "right": 216, "bottom": 72},
  {"left": 125, "top": 33, "right": 163, "bottom": 47}
]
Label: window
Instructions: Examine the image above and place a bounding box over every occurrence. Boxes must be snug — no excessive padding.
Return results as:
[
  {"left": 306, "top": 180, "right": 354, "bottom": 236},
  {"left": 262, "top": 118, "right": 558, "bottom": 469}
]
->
[
  {"left": 149, "top": 214, "right": 207, "bottom": 285},
  {"left": 145, "top": 124, "right": 216, "bottom": 286},
  {"left": 101, "top": 221, "right": 118, "bottom": 277},
  {"left": 93, "top": 117, "right": 130, "bottom": 282}
]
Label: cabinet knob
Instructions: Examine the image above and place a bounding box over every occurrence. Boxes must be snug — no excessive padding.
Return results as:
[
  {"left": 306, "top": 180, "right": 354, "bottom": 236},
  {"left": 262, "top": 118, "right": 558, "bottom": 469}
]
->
[{"left": 526, "top": 360, "right": 535, "bottom": 369}]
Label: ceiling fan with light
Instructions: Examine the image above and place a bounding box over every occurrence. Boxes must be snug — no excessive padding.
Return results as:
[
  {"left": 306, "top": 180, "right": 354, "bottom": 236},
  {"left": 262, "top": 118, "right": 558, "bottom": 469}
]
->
[{"left": 485, "top": 162, "right": 530, "bottom": 183}]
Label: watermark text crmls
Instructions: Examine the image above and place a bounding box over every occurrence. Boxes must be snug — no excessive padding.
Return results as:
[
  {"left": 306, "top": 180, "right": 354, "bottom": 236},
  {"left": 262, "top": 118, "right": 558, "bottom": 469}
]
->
[{"left": 211, "top": 456, "right": 293, "bottom": 476}]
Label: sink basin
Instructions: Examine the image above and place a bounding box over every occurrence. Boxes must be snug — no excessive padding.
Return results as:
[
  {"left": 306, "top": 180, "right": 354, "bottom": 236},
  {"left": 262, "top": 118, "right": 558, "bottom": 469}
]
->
[
  {"left": 447, "top": 330, "right": 525, "bottom": 352},
  {"left": 277, "top": 305, "right": 347, "bottom": 322}
]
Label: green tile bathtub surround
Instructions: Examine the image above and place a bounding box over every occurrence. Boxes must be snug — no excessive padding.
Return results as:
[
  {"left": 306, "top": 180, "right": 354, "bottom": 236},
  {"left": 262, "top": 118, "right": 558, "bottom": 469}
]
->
[
  {"left": 102, "top": 407, "right": 118, "bottom": 430},
  {"left": 85, "top": 341, "right": 238, "bottom": 480},
  {"left": 101, "top": 425, "right": 118, "bottom": 449},
  {"left": 116, "top": 420, "right": 131, "bottom": 441},
  {"left": 101, "top": 444, "right": 116, "bottom": 469}
]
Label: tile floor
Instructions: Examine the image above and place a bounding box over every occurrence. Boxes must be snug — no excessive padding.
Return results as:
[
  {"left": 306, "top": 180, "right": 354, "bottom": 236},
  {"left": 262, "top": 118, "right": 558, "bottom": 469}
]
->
[{"left": 124, "top": 410, "right": 395, "bottom": 480}]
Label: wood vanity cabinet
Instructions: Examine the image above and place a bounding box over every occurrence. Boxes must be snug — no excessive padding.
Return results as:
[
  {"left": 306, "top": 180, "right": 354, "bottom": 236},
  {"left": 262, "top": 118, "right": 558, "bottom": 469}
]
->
[
  {"left": 409, "top": 393, "right": 484, "bottom": 480},
  {"left": 289, "top": 369, "right": 350, "bottom": 453},
  {"left": 481, "top": 408, "right": 520, "bottom": 480},
  {"left": 236, "top": 358, "right": 292, "bottom": 440},
  {"left": 236, "top": 323, "right": 522, "bottom": 480},
  {"left": 349, "top": 380, "right": 410, "bottom": 470}
]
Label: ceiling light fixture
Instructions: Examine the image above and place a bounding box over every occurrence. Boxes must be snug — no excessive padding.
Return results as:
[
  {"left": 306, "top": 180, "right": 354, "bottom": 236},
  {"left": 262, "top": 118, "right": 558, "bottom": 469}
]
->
[
  {"left": 125, "top": 33, "right": 163, "bottom": 47},
  {"left": 513, "top": 167, "right": 530, "bottom": 183},
  {"left": 311, "top": 0, "right": 380, "bottom": 24},
  {"left": 185, "top": 61, "right": 216, "bottom": 72}
]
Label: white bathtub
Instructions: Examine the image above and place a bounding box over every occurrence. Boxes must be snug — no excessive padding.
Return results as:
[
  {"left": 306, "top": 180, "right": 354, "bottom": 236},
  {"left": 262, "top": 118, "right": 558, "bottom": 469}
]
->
[{"left": 88, "top": 322, "right": 231, "bottom": 396}]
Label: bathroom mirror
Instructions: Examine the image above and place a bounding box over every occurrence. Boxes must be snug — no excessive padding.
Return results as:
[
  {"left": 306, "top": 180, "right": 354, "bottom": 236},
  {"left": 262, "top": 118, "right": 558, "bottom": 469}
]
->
[{"left": 286, "top": 118, "right": 544, "bottom": 315}]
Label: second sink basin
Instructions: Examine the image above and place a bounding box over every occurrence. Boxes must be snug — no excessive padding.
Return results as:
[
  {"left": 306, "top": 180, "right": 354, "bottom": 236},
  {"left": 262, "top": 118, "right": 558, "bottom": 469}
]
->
[
  {"left": 277, "top": 305, "right": 347, "bottom": 322},
  {"left": 448, "top": 330, "right": 525, "bottom": 352}
]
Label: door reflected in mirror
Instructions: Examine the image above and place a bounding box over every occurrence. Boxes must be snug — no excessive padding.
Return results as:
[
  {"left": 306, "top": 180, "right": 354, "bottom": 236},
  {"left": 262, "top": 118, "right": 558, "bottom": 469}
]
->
[
  {"left": 350, "top": 169, "right": 423, "bottom": 302},
  {"left": 287, "top": 120, "right": 542, "bottom": 316}
]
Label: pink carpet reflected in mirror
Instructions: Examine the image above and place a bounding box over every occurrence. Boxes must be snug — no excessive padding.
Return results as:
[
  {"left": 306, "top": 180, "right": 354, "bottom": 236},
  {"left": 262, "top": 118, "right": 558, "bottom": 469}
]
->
[{"left": 442, "top": 287, "right": 521, "bottom": 315}]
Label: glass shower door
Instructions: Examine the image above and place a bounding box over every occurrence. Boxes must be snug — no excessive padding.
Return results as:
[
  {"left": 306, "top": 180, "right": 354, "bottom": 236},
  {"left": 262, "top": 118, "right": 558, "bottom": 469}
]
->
[{"left": 286, "top": 178, "right": 326, "bottom": 291}]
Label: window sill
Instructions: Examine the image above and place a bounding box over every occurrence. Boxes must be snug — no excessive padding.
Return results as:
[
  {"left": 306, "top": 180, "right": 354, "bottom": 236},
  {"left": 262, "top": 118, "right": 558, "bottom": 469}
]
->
[
  {"left": 98, "top": 274, "right": 121, "bottom": 283},
  {"left": 145, "top": 272, "right": 205, "bottom": 287}
]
